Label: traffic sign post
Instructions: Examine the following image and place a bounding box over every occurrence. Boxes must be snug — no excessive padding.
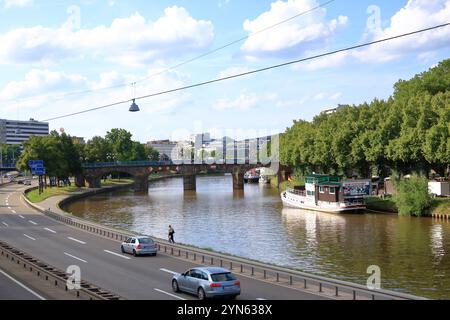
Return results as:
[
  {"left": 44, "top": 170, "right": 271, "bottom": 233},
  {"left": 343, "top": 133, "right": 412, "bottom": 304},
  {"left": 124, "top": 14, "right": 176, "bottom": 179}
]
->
[{"left": 28, "top": 160, "right": 46, "bottom": 195}]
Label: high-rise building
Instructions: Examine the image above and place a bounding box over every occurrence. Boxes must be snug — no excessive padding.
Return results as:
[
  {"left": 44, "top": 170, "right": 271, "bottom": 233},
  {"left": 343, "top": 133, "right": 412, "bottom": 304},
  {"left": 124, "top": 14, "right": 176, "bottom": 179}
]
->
[{"left": 0, "top": 118, "right": 49, "bottom": 145}]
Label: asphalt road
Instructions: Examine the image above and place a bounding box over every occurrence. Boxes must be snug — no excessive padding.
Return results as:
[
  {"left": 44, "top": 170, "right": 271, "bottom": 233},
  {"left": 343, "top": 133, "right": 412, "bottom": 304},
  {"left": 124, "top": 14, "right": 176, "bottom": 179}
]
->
[
  {"left": 0, "top": 183, "right": 328, "bottom": 300},
  {"left": 0, "top": 268, "right": 46, "bottom": 300}
]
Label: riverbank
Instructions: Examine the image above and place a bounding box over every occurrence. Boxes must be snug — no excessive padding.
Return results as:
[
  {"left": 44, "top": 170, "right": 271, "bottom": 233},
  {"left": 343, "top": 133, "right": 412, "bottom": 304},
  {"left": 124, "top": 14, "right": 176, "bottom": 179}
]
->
[{"left": 366, "top": 196, "right": 450, "bottom": 215}]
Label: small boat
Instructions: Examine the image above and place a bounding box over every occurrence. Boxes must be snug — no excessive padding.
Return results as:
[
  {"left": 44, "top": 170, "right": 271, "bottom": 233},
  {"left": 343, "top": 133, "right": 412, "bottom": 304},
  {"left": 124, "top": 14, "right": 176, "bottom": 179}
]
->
[
  {"left": 281, "top": 174, "right": 371, "bottom": 213},
  {"left": 244, "top": 169, "right": 260, "bottom": 183}
]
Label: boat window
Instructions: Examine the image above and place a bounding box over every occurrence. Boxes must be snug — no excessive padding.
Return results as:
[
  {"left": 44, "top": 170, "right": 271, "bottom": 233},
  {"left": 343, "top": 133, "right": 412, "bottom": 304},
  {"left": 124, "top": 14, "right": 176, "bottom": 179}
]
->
[
  {"left": 330, "top": 187, "right": 336, "bottom": 194},
  {"left": 307, "top": 191, "right": 315, "bottom": 196},
  {"left": 319, "top": 187, "right": 325, "bottom": 193}
]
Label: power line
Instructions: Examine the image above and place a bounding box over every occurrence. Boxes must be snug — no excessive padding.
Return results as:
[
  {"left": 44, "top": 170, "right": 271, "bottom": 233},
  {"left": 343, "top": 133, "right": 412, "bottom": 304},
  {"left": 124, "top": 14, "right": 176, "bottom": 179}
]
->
[
  {"left": 43, "top": 22, "right": 450, "bottom": 122},
  {"left": 0, "top": 0, "right": 336, "bottom": 106}
]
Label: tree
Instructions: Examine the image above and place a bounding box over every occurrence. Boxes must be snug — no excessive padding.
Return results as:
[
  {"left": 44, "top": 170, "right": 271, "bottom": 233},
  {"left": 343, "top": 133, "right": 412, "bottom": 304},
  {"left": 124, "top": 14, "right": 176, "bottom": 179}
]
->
[
  {"left": 84, "top": 136, "right": 109, "bottom": 162},
  {"left": 105, "top": 129, "right": 133, "bottom": 161},
  {"left": 392, "top": 175, "right": 432, "bottom": 217}
]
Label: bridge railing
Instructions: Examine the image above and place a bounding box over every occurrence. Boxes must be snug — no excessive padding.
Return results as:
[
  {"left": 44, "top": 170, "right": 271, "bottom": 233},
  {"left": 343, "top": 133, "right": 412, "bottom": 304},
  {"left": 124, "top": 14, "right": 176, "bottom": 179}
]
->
[{"left": 81, "top": 159, "right": 273, "bottom": 168}]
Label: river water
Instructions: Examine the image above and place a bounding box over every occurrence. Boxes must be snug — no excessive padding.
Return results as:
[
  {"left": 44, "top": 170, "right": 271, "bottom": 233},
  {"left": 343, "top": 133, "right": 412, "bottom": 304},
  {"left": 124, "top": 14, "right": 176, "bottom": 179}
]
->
[{"left": 65, "top": 175, "right": 450, "bottom": 299}]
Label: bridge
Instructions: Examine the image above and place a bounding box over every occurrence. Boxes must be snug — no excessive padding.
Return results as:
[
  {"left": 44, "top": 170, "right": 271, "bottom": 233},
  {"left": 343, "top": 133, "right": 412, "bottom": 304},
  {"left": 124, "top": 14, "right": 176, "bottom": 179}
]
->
[{"left": 79, "top": 160, "right": 292, "bottom": 192}]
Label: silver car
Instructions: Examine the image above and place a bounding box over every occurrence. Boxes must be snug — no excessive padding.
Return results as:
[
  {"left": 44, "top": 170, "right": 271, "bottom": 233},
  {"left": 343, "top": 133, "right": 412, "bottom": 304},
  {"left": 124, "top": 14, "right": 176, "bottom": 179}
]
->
[
  {"left": 172, "top": 267, "right": 241, "bottom": 300},
  {"left": 121, "top": 236, "right": 157, "bottom": 256}
]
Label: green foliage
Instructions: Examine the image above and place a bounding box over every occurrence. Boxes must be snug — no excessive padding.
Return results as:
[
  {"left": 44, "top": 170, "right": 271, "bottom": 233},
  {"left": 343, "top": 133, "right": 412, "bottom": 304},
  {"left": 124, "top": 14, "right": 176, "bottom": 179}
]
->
[
  {"left": 17, "top": 131, "right": 81, "bottom": 179},
  {"left": 280, "top": 59, "right": 450, "bottom": 179},
  {"left": 83, "top": 129, "right": 159, "bottom": 162},
  {"left": 392, "top": 175, "right": 432, "bottom": 217}
]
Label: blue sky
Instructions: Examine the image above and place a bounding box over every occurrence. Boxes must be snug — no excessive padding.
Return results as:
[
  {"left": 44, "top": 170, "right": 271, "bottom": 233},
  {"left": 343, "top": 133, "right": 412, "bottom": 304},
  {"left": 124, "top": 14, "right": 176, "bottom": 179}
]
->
[{"left": 0, "top": 0, "right": 449, "bottom": 142}]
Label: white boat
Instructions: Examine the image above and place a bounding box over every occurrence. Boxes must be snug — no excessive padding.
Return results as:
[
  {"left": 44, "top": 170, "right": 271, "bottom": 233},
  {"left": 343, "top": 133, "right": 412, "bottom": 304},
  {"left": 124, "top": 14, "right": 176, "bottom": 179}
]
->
[
  {"left": 281, "top": 175, "right": 370, "bottom": 213},
  {"left": 259, "top": 175, "right": 270, "bottom": 184}
]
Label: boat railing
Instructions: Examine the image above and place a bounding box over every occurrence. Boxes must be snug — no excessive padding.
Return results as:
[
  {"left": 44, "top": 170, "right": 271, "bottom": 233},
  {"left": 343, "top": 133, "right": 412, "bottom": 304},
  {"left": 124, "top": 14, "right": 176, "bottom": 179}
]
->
[{"left": 287, "top": 189, "right": 306, "bottom": 197}]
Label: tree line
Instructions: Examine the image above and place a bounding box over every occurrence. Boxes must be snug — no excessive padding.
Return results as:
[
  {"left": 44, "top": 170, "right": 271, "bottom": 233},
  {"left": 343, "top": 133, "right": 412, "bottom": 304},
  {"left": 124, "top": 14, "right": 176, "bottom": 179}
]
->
[
  {"left": 17, "top": 128, "right": 159, "bottom": 184},
  {"left": 280, "top": 59, "right": 450, "bottom": 179}
]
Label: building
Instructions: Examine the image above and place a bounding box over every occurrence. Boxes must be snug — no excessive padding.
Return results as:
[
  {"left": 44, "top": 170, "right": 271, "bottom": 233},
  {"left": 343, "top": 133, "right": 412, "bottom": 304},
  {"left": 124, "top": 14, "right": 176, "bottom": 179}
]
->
[
  {"left": 0, "top": 118, "right": 49, "bottom": 145},
  {"left": 321, "top": 104, "right": 348, "bottom": 115},
  {"left": 146, "top": 140, "right": 178, "bottom": 161}
]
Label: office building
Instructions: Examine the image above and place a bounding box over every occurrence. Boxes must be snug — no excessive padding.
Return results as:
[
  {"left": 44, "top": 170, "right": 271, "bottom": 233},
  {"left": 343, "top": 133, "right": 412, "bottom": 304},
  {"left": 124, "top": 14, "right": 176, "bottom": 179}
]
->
[{"left": 0, "top": 118, "right": 49, "bottom": 145}]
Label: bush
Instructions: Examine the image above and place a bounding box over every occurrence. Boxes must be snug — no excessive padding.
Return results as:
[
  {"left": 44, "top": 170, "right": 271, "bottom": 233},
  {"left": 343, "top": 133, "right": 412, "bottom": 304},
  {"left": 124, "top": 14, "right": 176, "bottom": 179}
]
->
[{"left": 393, "top": 175, "right": 432, "bottom": 216}]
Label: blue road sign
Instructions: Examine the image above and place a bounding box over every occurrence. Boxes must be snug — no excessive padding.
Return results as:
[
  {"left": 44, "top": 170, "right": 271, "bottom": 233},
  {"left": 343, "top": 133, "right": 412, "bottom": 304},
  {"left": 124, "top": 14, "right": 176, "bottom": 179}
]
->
[
  {"left": 32, "top": 168, "right": 46, "bottom": 175},
  {"left": 29, "top": 160, "right": 44, "bottom": 168}
]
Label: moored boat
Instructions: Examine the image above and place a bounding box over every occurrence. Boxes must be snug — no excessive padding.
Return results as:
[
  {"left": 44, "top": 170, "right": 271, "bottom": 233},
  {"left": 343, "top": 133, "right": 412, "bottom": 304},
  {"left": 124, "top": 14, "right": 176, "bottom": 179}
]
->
[{"left": 281, "top": 174, "right": 371, "bottom": 213}]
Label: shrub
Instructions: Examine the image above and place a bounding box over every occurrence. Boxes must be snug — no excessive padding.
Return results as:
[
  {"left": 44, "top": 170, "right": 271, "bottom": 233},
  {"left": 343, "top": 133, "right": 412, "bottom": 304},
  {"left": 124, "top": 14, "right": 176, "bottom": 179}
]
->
[{"left": 393, "top": 175, "right": 432, "bottom": 216}]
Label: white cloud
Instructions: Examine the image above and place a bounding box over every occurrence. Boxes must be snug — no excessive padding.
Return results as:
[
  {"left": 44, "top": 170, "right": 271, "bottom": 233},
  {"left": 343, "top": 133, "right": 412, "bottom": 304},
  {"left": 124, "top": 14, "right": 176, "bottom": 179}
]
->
[
  {"left": 329, "top": 92, "right": 342, "bottom": 100},
  {"left": 214, "top": 92, "right": 259, "bottom": 110},
  {"left": 0, "top": 6, "right": 214, "bottom": 66},
  {"left": 241, "top": 0, "right": 348, "bottom": 60},
  {"left": 299, "top": 0, "right": 450, "bottom": 70},
  {"left": 354, "top": 0, "right": 450, "bottom": 63},
  {"left": 3, "top": 0, "right": 33, "bottom": 8}
]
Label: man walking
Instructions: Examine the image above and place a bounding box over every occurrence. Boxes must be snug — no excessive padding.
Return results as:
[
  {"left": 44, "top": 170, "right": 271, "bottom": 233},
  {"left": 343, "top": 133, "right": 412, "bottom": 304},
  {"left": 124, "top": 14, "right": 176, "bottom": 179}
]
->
[{"left": 168, "top": 225, "right": 175, "bottom": 244}]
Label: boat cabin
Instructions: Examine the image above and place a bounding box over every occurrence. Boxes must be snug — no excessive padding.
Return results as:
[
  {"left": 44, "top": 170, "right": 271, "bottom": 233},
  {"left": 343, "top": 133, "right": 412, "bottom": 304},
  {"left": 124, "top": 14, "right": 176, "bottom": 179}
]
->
[{"left": 305, "top": 174, "right": 342, "bottom": 204}]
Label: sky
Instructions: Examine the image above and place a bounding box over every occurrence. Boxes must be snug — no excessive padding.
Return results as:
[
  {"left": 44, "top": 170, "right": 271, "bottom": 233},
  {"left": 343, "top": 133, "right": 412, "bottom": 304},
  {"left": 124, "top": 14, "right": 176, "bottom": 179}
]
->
[{"left": 0, "top": 0, "right": 449, "bottom": 142}]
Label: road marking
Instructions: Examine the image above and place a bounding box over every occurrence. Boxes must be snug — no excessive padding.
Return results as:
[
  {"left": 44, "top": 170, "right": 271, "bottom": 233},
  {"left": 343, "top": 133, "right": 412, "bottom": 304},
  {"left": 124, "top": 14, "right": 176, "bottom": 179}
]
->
[
  {"left": 44, "top": 228, "right": 57, "bottom": 234},
  {"left": 104, "top": 250, "right": 131, "bottom": 260},
  {"left": 2, "top": 222, "right": 8, "bottom": 227},
  {"left": 7, "top": 207, "right": 11, "bottom": 210},
  {"left": 154, "top": 288, "right": 186, "bottom": 300},
  {"left": 28, "top": 220, "right": 38, "bottom": 225},
  {"left": 23, "top": 234, "right": 36, "bottom": 241},
  {"left": 11, "top": 210, "right": 16, "bottom": 214},
  {"left": 64, "top": 252, "right": 87, "bottom": 264},
  {"left": 160, "top": 268, "right": 178, "bottom": 275},
  {"left": 256, "top": 298, "right": 267, "bottom": 300},
  {"left": 19, "top": 215, "right": 25, "bottom": 219},
  {"left": 0, "top": 269, "right": 46, "bottom": 300},
  {"left": 67, "top": 237, "right": 86, "bottom": 245}
]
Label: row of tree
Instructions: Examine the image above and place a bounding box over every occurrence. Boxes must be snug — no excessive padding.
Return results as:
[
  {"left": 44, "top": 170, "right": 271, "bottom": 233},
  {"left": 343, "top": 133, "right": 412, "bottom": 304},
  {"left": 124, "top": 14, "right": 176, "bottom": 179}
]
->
[
  {"left": 0, "top": 144, "right": 22, "bottom": 165},
  {"left": 280, "top": 59, "right": 450, "bottom": 178},
  {"left": 17, "top": 129, "right": 159, "bottom": 183}
]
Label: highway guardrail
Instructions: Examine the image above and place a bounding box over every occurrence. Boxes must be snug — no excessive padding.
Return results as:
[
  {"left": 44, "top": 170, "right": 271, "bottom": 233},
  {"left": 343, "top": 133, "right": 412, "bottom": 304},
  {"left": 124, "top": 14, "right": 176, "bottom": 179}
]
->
[{"left": 0, "top": 240, "right": 122, "bottom": 300}]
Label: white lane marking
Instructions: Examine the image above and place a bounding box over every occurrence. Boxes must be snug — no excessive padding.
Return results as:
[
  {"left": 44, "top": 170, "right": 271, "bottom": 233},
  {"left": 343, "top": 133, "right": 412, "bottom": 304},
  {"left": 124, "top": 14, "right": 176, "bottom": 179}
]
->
[
  {"left": 256, "top": 298, "right": 267, "bottom": 300},
  {"left": 2, "top": 222, "right": 8, "bottom": 227},
  {"left": 104, "top": 250, "right": 131, "bottom": 260},
  {"left": 64, "top": 252, "right": 88, "bottom": 264},
  {"left": 67, "top": 237, "right": 86, "bottom": 245},
  {"left": 23, "top": 234, "right": 36, "bottom": 241},
  {"left": 7, "top": 207, "right": 11, "bottom": 210},
  {"left": 0, "top": 269, "right": 46, "bottom": 301},
  {"left": 29, "top": 220, "right": 38, "bottom": 225},
  {"left": 19, "top": 215, "right": 25, "bottom": 219},
  {"left": 154, "top": 288, "right": 186, "bottom": 300},
  {"left": 44, "top": 228, "right": 57, "bottom": 234},
  {"left": 160, "top": 268, "right": 178, "bottom": 275},
  {"left": 11, "top": 210, "right": 16, "bottom": 214}
]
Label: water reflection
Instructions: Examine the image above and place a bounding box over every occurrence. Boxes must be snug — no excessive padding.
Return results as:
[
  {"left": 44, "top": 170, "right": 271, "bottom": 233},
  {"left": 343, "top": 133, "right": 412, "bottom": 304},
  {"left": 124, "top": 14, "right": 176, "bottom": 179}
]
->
[{"left": 65, "top": 176, "right": 450, "bottom": 299}]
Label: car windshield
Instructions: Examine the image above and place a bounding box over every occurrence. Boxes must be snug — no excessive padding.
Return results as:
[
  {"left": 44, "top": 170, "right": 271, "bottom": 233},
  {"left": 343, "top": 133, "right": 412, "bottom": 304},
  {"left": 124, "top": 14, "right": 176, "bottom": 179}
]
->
[
  {"left": 138, "top": 238, "right": 153, "bottom": 244},
  {"left": 211, "top": 273, "right": 236, "bottom": 282}
]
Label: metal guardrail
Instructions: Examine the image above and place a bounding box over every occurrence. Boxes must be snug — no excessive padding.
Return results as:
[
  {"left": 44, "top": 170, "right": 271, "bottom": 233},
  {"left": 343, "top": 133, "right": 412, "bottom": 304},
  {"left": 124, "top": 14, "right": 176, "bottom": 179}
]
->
[
  {"left": 0, "top": 240, "right": 122, "bottom": 300},
  {"left": 21, "top": 188, "right": 427, "bottom": 301}
]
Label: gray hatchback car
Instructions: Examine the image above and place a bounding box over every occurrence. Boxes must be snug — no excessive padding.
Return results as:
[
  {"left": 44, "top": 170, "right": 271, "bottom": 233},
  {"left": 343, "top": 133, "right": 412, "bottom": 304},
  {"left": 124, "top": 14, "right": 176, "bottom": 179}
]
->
[
  {"left": 121, "top": 236, "right": 157, "bottom": 256},
  {"left": 172, "top": 267, "right": 241, "bottom": 300}
]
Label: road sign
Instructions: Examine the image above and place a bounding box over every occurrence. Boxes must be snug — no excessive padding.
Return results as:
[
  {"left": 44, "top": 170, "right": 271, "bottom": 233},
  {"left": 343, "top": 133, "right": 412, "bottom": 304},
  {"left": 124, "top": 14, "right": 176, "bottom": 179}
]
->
[
  {"left": 32, "top": 167, "right": 46, "bottom": 175},
  {"left": 29, "top": 160, "right": 44, "bottom": 168}
]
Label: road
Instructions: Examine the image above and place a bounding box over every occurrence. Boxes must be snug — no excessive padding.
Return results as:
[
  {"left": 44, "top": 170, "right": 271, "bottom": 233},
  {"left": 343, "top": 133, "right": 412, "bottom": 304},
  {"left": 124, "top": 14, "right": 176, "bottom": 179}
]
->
[
  {"left": 0, "top": 183, "right": 328, "bottom": 300},
  {"left": 0, "top": 268, "right": 46, "bottom": 300}
]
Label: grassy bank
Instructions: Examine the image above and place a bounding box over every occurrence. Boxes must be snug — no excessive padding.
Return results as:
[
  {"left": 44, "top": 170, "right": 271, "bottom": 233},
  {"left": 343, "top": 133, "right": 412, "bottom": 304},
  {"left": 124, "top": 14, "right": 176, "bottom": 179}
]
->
[
  {"left": 26, "top": 186, "right": 86, "bottom": 203},
  {"left": 26, "top": 179, "right": 134, "bottom": 203},
  {"left": 366, "top": 196, "right": 450, "bottom": 215},
  {"left": 431, "top": 198, "right": 450, "bottom": 214},
  {"left": 366, "top": 197, "right": 398, "bottom": 213}
]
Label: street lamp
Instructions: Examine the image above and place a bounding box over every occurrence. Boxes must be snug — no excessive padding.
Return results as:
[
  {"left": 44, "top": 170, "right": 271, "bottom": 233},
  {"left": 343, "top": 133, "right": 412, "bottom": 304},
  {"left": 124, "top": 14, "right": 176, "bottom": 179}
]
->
[{"left": 129, "top": 99, "right": 140, "bottom": 112}]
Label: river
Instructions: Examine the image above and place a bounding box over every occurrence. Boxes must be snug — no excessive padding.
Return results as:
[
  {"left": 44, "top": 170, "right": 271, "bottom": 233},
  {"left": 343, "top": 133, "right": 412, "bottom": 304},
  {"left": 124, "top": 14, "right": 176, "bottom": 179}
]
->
[{"left": 64, "top": 175, "right": 450, "bottom": 299}]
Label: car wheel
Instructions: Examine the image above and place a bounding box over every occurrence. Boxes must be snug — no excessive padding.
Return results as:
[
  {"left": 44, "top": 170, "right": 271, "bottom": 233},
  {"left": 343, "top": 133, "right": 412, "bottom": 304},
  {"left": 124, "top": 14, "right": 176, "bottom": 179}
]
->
[
  {"left": 172, "top": 280, "right": 179, "bottom": 293},
  {"left": 121, "top": 246, "right": 125, "bottom": 253},
  {"left": 198, "top": 288, "right": 206, "bottom": 300},
  {"left": 133, "top": 250, "right": 137, "bottom": 257}
]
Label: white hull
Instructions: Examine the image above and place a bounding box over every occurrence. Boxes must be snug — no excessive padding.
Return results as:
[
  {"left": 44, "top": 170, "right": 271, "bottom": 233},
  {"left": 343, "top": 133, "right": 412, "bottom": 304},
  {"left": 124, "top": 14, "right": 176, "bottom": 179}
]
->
[{"left": 281, "top": 191, "right": 366, "bottom": 213}]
